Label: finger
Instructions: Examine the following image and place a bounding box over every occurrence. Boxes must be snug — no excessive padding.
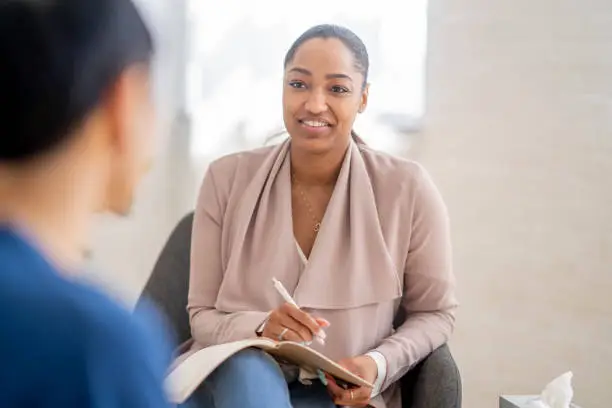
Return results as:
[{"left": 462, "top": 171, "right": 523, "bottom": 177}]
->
[
  {"left": 334, "top": 399, "right": 369, "bottom": 408},
  {"left": 335, "top": 399, "right": 369, "bottom": 408},
  {"left": 265, "top": 310, "right": 311, "bottom": 342},
  {"left": 326, "top": 376, "right": 344, "bottom": 401},
  {"left": 261, "top": 315, "right": 303, "bottom": 342},
  {"left": 325, "top": 374, "right": 345, "bottom": 397},
  {"left": 266, "top": 309, "right": 284, "bottom": 327},
  {"left": 325, "top": 374, "right": 371, "bottom": 406},
  {"left": 277, "top": 314, "right": 313, "bottom": 342},
  {"left": 260, "top": 312, "right": 280, "bottom": 339},
  {"left": 282, "top": 303, "right": 322, "bottom": 334},
  {"left": 281, "top": 303, "right": 322, "bottom": 335},
  {"left": 333, "top": 386, "right": 371, "bottom": 406},
  {"left": 278, "top": 311, "right": 315, "bottom": 342},
  {"left": 279, "top": 328, "right": 303, "bottom": 343},
  {"left": 269, "top": 324, "right": 303, "bottom": 342},
  {"left": 340, "top": 385, "right": 371, "bottom": 400},
  {"left": 315, "top": 317, "right": 331, "bottom": 328}
]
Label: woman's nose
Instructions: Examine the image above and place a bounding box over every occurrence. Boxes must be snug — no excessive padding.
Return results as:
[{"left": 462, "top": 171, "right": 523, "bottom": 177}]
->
[{"left": 304, "top": 89, "right": 328, "bottom": 114}]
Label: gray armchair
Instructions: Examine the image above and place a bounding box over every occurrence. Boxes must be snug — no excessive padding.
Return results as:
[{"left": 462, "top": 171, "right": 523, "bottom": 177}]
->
[{"left": 136, "top": 212, "right": 462, "bottom": 408}]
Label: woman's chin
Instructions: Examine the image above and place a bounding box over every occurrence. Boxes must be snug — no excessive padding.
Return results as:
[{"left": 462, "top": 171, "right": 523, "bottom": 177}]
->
[{"left": 290, "top": 136, "right": 335, "bottom": 155}]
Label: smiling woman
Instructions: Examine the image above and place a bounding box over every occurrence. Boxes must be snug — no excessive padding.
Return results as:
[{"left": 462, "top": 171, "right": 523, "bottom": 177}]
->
[
  {"left": 282, "top": 26, "right": 369, "bottom": 158},
  {"left": 185, "top": 24, "right": 457, "bottom": 408}
]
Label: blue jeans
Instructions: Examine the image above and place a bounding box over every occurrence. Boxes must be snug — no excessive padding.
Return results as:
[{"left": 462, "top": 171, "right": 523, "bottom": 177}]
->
[{"left": 184, "top": 348, "right": 337, "bottom": 408}]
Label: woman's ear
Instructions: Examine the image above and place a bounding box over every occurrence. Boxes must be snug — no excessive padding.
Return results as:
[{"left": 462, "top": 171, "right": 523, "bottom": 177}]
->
[{"left": 358, "top": 83, "right": 370, "bottom": 113}]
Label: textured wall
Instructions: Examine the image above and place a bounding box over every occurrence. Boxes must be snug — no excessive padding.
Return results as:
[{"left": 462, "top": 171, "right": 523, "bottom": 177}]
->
[{"left": 421, "top": 1, "right": 612, "bottom": 407}]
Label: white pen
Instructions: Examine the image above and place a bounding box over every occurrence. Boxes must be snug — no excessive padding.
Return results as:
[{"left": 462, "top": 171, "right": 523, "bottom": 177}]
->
[{"left": 272, "top": 277, "right": 327, "bottom": 345}]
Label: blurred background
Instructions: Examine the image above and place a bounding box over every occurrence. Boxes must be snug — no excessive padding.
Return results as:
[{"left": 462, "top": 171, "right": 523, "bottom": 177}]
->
[{"left": 85, "top": 0, "right": 612, "bottom": 407}]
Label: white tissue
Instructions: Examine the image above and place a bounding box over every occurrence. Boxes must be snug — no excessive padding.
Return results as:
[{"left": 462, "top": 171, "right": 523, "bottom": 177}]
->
[{"left": 527, "top": 372, "right": 574, "bottom": 408}]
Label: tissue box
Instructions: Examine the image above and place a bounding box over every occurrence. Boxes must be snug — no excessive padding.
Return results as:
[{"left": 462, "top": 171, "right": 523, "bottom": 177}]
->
[
  {"left": 499, "top": 395, "right": 582, "bottom": 408},
  {"left": 500, "top": 395, "right": 539, "bottom": 408}
]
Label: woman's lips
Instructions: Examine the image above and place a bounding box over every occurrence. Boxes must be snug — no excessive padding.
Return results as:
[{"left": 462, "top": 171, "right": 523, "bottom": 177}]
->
[{"left": 299, "top": 119, "right": 332, "bottom": 134}]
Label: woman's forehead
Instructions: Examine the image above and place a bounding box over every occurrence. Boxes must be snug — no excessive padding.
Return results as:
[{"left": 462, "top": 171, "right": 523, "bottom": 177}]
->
[{"left": 287, "top": 38, "right": 358, "bottom": 77}]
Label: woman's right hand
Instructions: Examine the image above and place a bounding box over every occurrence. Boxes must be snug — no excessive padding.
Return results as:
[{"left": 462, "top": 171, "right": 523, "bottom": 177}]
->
[{"left": 262, "top": 303, "right": 329, "bottom": 343}]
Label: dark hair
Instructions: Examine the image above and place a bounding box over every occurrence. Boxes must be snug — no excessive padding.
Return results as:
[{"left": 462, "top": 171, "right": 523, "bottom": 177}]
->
[
  {"left": 283, "top": 24, "right": 369, "bottom": 89},
  {"left": 0, "top": 0, "right": 154, "bottom": 162}
]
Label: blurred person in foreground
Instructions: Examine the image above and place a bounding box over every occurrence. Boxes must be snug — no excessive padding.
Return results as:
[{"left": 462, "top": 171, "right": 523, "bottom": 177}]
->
[
  {"left": 0, "top": 0, "right": 173, "bottom": 406},
  {"left": 186, "top": 25, "right": 457, "bottom": 408}
]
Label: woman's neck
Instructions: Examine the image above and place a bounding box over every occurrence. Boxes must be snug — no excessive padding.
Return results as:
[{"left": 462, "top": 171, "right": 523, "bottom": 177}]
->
[
  {"left": 290, "top": 139, "right": 350, "bottom": 186},
  {"left": 0, "top": 164, "right": 93, "bottom": 273}
]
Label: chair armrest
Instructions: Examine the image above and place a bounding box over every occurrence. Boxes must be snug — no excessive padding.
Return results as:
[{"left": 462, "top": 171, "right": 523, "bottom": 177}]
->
[
  {"left": 135, "top": 212, "right": 195, "bottom": 345},
  {"left": 400, "top": 344, "right": 462, "bottom": 408}
]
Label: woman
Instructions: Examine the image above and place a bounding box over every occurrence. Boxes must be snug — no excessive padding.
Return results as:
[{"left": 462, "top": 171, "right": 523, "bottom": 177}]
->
[
  {"left": 0, "top": 1, "right": 172, "bottom": 407},
  {"left": 187, "top": 24, "right": 457, "bottom": 408}
]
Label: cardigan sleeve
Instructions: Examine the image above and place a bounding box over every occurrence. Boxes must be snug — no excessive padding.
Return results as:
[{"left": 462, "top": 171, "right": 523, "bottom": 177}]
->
[
  {"left": 372, "top": 166, "right": 458, "bottom": 391},
  {"left": 187, "top": 165, "right": 268, "bottom": 346}
]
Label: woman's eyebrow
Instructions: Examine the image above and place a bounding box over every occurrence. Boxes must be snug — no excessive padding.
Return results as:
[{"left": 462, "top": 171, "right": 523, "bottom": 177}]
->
[{"left": 288, "top": 67, "right": 353, "bottom": 82}]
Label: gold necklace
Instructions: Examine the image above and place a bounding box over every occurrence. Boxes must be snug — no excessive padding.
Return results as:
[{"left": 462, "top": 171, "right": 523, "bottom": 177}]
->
[{"left": 291, "top": 173, "right": 321, "bottom": 233}]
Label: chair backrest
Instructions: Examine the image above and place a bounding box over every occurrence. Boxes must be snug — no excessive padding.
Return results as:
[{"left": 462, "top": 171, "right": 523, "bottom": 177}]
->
[{"left": 135, "top": 212, "right": 195, "bottom": 346}]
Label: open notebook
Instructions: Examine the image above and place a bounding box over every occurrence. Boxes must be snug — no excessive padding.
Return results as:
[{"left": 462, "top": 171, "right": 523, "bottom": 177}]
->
[{"left": 165, "top": 338, "right": 373, "bottom": 404}]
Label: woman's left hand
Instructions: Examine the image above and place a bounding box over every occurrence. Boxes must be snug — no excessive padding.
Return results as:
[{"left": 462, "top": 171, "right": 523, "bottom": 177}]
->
[{"left": 325, "top": 355, "right": 378, "bottom": 407}]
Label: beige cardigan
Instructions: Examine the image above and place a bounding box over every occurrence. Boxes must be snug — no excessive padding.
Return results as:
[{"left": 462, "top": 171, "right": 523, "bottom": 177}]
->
[{"left": 187, "top": 138, "right": 457, "bottom": 408}]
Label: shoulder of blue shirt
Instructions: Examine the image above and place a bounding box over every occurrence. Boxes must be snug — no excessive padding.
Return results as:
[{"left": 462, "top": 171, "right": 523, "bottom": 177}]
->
[{"left": 0, "top": 228, "right": 176, "bottom": 406}]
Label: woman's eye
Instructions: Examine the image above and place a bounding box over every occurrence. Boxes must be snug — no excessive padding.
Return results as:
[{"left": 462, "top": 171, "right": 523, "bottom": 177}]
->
[
  {"left": 331, "top": 85, "right": 349, "bottom": 94},
  {"left": 289, "top": 81, "right": 306, "bottom": 89}
]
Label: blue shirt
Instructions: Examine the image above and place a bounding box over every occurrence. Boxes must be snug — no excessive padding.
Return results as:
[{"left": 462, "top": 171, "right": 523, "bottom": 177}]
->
[{"left": 0, "top": 227, "right": 174, "bottom": 407}]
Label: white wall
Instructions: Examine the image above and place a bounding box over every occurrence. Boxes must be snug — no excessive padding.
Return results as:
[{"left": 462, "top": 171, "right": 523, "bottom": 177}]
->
[
  {"left": 422, "top": 1, "right": 612, "bottom": 407},
  {"left": 136, "top": 0, "right": 188, "bottom": 148}
]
